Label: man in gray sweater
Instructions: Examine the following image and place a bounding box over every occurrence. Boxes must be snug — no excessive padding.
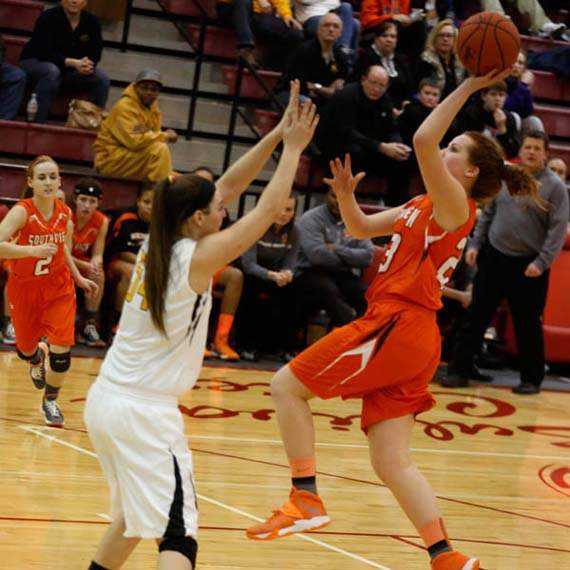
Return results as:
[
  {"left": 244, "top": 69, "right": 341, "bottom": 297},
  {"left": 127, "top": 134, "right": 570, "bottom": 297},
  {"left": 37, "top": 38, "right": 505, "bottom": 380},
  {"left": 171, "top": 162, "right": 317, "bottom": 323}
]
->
[
  {"left": 295, "top": 189, "right": 374, "bottom": 327},
  {"left": 443, "top": 130, "right": 569, "bottom": 394}
]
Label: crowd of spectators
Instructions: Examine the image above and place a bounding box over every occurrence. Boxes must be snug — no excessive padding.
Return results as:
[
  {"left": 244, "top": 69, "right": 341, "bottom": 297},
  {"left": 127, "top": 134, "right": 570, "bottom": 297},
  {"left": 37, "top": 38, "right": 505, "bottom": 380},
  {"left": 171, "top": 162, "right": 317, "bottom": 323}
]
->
[{"left": 0, "top": 1, "right": 569, "bottom": 378}]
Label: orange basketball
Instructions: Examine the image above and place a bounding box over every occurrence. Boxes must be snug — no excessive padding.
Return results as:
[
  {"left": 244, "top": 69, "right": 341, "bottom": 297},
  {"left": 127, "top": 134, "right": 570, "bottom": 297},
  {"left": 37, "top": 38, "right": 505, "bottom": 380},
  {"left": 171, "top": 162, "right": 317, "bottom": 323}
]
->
[{"left": 457, "top": 12, "right": 520, "bottom": 76}]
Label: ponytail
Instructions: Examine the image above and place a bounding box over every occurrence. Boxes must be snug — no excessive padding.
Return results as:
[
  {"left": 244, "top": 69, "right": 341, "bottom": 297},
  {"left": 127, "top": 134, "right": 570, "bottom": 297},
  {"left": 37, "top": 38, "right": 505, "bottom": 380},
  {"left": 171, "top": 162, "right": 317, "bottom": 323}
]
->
[
  {"left": 145, "top": 174, "right": 216, "bottom": 336},
  {"left": 502, "top": 163, "right": 546, "bottom": 210}
]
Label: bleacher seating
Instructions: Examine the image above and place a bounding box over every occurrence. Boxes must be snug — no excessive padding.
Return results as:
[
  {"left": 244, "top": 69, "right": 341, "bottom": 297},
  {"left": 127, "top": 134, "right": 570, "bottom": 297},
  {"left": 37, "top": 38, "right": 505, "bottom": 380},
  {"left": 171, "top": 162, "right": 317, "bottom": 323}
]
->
[
  {"left": 503, "top": 228, "right": 570, "bottom": 364},
  {"left": 532, "top": 70, "right": 570, "bottom": 101},
  {"left": 188, "top": 24, "right": 237, "bottom": 59},
  {"left": 2, "top": 34, "right": 26, "bottom": 65},
  {"left": 0, "top": 0, "right": 42, "bottom": 33},
  {"left": 0, "top": 162, "right": 140, "bottom": 211},
  {"left": 0, "top": 120, "right": 95, "bottom": 163},
  {"left": 534, "top": 105, "right": 570, "bottom": 138},
  {"left": 221, "top": 66, "right": 280, "bottom": 99},
  {"left": 521, "top": 34, "right": 569, "bottom": 53},
  {"left": 162, "top": 0, "right": 217, "bottom": 19}
]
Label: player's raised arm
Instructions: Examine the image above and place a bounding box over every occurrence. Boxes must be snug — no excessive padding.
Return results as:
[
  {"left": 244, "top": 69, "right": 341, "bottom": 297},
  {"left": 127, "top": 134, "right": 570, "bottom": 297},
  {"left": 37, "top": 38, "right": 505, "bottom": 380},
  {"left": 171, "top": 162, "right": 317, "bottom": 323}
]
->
[
  {"left": 413, "top": 69, "right": 510, "bottom": 231},
  {"left": 215, "top": 80, "right": 301, "bottom": 206}
]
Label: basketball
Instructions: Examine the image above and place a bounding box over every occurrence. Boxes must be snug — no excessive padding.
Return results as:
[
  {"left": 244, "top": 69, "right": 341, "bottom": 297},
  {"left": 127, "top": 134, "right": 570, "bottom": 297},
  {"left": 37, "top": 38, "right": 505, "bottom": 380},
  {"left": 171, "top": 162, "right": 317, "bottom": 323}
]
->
[{"left": 457, "top": 12, "right": 520, "bottom": 76}]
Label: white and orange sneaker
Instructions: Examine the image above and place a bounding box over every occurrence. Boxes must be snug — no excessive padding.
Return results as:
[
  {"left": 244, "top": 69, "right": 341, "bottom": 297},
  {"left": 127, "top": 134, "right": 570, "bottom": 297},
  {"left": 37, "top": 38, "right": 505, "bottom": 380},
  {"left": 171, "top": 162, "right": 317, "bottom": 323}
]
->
[
  {"left": 432, "top": 551, "right": 479, "bottom": 570},
  {"left": 246, "top": 488, "right": 331, "bottom": 540}
]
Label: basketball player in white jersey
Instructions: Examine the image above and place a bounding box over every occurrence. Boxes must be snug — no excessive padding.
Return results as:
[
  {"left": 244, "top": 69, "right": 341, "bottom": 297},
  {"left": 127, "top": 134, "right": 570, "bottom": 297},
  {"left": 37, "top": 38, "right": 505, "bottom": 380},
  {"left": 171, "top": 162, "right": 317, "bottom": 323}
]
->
[{"left": 84, "top": 82, "right": 318, "bottom": 570}]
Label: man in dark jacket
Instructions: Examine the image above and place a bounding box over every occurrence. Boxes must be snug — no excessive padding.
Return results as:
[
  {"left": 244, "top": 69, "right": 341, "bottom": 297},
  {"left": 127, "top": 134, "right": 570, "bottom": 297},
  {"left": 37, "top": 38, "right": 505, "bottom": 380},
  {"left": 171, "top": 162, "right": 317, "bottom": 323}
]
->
[
  {"left": 273, "top": 13, "right": 349, "bottom": 108},
  {"left": 19, "top": 0, "right": 110, "bottom": 123},
  {"left": 316, "top": 64, "right": 412, "bottom": 205},
  {"left": 0, "top": 33, "right": 26, "bottom": 119}
]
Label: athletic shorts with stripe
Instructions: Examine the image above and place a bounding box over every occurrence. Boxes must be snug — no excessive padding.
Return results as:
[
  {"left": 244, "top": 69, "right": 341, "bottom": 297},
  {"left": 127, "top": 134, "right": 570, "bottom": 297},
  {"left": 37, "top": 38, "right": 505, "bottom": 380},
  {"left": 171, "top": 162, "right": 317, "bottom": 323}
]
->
[
  {"left": 7, "top": 271, "right": 76, "bottom": 352},
  {"left": 289, "top": 300, "right": 440, "bottom": 432},
  {"left": 84, "top": 378, "right": 199, "bottom": 539}
]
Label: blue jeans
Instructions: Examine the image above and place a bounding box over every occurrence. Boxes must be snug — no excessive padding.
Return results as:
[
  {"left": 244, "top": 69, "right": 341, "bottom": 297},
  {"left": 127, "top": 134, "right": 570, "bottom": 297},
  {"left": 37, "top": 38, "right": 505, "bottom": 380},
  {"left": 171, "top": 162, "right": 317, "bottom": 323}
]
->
[
  {"left": 19, "top": 59, "right": 110, "bottom": 123},
  {"left": 303, "top": 3, "right": 361, "bottom": 53},
  {"left": 0, "top": 63, "right": 27, "bottom": 120},
  {"left": 216, "top": 0, "right": 254, "bottom": 48}
]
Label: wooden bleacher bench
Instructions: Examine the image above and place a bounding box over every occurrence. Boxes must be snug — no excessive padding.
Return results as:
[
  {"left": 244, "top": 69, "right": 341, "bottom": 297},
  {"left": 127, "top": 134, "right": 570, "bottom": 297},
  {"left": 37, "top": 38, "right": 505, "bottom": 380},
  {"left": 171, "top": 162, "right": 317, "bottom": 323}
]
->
[
  {"left": 534, "top": 104, "right": 570, "bottom": 138},
  {"left": 0, "top": 0, "right": 43, "bottom": 34},
  {"left": 221, "top": 66, "right": 280, "bottom": 99},
  {"left": 161, "top": 0, "right": 217, "bottom": 19},
  {"left": 532, "top": 70, "right": 570, "bottom": 102}
]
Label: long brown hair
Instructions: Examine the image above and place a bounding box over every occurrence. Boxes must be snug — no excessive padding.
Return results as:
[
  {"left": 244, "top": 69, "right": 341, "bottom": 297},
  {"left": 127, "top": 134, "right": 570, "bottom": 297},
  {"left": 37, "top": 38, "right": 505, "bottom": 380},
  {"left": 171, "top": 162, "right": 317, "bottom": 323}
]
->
[
  {"left": 464, "top": 132, "right": 542, "bottom": 207},
  {"left": 145, "top": 174, "right": 215, "bottom": 336},
  {"left": 21, "top": 155, "right": 59, "bottom": 198}
]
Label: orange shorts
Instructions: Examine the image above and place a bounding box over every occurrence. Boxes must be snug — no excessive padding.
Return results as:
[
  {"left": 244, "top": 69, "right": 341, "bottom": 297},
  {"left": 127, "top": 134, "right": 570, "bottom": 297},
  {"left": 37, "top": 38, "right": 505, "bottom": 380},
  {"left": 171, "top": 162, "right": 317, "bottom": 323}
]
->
[
  {"left": 289, "top": 300, "right": 440, "bottom": 432},
  {"left": 7, "top": 271, "right": 76, "bottom": 353}
]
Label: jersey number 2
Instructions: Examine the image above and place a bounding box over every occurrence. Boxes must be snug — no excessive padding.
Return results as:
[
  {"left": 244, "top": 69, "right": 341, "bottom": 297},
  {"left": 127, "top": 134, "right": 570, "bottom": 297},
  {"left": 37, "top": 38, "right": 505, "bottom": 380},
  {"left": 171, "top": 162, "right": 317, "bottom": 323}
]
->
[{"left": 34, "top": 255, "right": 53, "bottom": 276}]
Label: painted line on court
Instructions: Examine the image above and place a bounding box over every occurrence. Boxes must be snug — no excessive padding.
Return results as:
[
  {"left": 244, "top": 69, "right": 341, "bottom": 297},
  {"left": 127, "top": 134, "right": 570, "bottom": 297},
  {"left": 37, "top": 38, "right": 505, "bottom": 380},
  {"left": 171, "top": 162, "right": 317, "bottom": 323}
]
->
[
  {"left": 20, "top": 426, "right": 393, "bottom": 570},
  {"left": 186, "top": 433, "right": 570, "bottom": 462}
]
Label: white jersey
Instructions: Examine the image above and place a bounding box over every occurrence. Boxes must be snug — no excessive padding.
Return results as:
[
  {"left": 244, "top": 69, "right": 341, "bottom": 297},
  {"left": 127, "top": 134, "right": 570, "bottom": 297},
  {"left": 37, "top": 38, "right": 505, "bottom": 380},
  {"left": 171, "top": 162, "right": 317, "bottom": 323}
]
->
[
  {"left": 100, "top": 238, "right": 212, "bottom": 398},
  {"left": 294, "top": 0, "right": 340, "bottom": 23}
]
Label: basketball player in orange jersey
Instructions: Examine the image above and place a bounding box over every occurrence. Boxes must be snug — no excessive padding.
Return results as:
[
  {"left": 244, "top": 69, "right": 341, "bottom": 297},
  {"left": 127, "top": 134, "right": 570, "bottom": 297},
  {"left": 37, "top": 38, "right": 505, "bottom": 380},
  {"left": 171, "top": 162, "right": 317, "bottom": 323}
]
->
[
  {"left": 0, "top": 156, "right": 97, "bottom": 426},
  {"left": 71, "top": 178, "right": 109, "bottom": 348},
  {"left": 246, "top": 70, "right": 542, "bottom": 570}
]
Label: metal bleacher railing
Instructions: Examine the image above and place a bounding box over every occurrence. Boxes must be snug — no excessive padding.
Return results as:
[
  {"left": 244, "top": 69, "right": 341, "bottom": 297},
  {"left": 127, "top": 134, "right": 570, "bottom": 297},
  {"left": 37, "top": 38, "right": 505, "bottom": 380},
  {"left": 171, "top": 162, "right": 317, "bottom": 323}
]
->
[{"left": 120, "top": 0, "right": 323, "bottom": 215}]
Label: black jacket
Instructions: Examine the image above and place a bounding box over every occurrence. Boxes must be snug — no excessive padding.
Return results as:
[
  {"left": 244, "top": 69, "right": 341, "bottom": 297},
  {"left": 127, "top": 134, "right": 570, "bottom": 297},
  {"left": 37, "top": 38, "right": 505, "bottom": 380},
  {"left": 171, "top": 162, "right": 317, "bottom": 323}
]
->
[
  {"left": 20, "top": 6, "right": 103, "bottom": 69},
  {"left": 353, "top": 47, "right": 414, "bottom": 109},
  {"left": 458, "top": 100, "right": 520, "bottom": 159},
  {"left": 316, "top": 82, "right": 400, "bottom": 159},
  {"left": 274, "top": 38, "right": 349, "bottom": 100}
]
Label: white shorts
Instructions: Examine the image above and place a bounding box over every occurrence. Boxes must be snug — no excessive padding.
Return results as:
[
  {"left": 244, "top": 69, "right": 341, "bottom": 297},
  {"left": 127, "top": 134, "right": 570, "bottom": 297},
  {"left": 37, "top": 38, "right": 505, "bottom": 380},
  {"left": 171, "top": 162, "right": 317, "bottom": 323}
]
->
[{"left": 84, "top": 377, "right": 198, "bottom": 539}]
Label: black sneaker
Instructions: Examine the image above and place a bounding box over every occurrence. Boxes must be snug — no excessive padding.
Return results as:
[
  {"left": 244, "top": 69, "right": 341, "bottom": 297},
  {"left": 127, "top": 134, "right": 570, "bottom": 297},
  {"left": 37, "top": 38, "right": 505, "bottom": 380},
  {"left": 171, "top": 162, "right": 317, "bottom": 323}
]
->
[
  {"left": 440, "top": 372, "right": 470, "bottom": 388},
  {"left": 41, "top": 398, "right": 64, "bottom": 426},
  {"left": 470, "top": 366, "right": 493, "bottom": 383},
  {"left": 512, "top": 383, "right": 541, "bottom": 395},
  {"left": 30, "top": 342, "right": 48, "bottom": 390}
]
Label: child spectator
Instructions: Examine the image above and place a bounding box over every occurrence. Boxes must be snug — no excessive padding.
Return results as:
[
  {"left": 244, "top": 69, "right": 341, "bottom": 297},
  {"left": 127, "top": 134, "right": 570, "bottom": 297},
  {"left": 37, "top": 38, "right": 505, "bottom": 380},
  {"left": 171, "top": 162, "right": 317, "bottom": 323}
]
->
[
  {"left": 458, "top": 81, "right": 521, "bottom": 159},
  {"left": 237, "top": 193, "right": 299, "bottom": 361},
  {"left": 105, "top": 185, "right": 153, "bottom": 332},
  {"left": 70, "top": 178, "right": 109, "bottom": 348}
]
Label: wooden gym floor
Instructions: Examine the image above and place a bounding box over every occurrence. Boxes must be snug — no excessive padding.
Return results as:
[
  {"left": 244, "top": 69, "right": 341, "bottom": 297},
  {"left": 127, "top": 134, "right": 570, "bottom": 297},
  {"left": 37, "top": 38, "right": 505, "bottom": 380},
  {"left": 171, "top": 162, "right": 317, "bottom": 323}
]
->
[{"left": 0, "top": 351, "right": 568, "bottom": 569}]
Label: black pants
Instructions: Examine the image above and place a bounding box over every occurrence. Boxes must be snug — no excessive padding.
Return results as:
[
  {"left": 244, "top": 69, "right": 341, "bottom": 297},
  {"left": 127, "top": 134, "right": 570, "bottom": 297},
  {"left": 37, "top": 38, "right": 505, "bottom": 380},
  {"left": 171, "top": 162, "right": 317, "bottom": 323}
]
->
[
  {"left": 252, "top": 14, "right": 303, "bottom": 70},
  {"left": 294, "top": 268, "right": 368, "bottom": 328},
  {"left": 449, "top": 245, "right": 549, "bottom": 387},
  {"left": 235, "top": 275, "right": 297, "bottom": 352}
]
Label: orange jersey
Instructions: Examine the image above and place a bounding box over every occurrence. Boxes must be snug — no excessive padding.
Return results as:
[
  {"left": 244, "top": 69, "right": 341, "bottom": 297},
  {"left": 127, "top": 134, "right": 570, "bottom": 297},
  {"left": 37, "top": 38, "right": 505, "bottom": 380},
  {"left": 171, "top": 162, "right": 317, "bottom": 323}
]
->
[
  {"left": 10, "top": 198, "right": 72, "bottom": 281},
  {"left": 72, "top": 210, "right": 107, "bottom": 262},
  {"left": 367, "top": 194, "right": 477, "bottom": 311}
]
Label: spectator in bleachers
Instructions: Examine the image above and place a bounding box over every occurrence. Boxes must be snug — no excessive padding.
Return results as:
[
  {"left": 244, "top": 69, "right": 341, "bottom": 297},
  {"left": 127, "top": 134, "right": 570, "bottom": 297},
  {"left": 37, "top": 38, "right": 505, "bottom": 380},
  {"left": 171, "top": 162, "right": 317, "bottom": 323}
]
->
[
  {"left": 251, "top": 0, "right": 304, "bottom": 70},
  {"left": 359, "top": 0, "right": 428, "bottom": 57},
  {"left": 94, "top": 69, "right": 178, "bottom": 183},
  {"left": 398, "top": 77, "right": 450, "bottom": 168},
  {"left": 105, "top": 185, "right": 153, "bottom": 335},
  {"left": 505, "top": 50, "right": 545, "bottom": 132},
  {"left": 237, "top": 193, "right": 299, "bottom": 361},
  {"left": 417, "top": 19, "right": 466, "bottom": 100},
  {"left": 353, "top": 21, "right": 415, "bottom": 112},
  {"left": 316, "top": 65, "right": 412, "bottom": 205},
  {"left": 548, "top": 157, "right": 567, "bottom": 181},
  {"left": 217, "top": 0, "right": 260, "bottom": 68},
  {"left": 0, "top": 34, "right": 27, "bottom": 120},
  {"left": 19, "top": 0, "right": 110, "bottom": 124},
  {"left": 293, "top": 0, "right": 361, "bottom": 62},
  {"left": 273, "top": 13, "right": 349, "bottom": 108},
  {"left": 480, "top": 0, "right": 568, "bottom": 40},
  {"left": 191, "top": 167, "right": 243, "bottom": 361},
  {"left": 458, "top": 81, "right": 521, "bottom": 159},
  {"left": 443, "top": 130, "right": 569, "bottom": 394},
  {"left": 70, "top": 178, "right": 108, "bottom": 348},
  {"left": 294, "top": 189, "right": 373, "bottom": 329}
]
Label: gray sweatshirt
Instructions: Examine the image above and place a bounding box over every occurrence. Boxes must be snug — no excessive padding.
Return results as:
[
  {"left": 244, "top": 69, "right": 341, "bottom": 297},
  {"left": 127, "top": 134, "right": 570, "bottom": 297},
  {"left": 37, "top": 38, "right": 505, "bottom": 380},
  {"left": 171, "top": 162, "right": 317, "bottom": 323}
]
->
[
  {"left": 296, "top": 204, "right": 374, "bottom": 273},
  {"left": 471, "top": 167, "right": 569, "bottom": 272},
  {"left": 241, "top": 223, "right": 300, "bottom": 280}
]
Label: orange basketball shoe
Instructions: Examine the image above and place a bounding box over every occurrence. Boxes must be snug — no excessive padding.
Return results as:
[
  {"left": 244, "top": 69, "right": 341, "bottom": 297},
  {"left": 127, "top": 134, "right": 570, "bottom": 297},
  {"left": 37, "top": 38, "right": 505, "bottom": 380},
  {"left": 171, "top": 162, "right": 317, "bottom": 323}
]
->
[
  {"left": 213, "top": 338, "right": 240, "bottom": 361},
  {"left": 432, "top": 551, "right": 479, "bottom": 570},
  {"left": 246, "top": 488, "right": 331, "bottom": 540}
]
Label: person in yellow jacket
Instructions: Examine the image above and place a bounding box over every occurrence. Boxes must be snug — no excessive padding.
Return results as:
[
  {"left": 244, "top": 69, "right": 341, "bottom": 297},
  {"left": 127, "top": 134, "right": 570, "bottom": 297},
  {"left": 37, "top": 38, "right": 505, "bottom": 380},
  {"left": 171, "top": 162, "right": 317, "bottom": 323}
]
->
[{"left": 93, "top": 68, "right": 178, "bottom": 182}]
